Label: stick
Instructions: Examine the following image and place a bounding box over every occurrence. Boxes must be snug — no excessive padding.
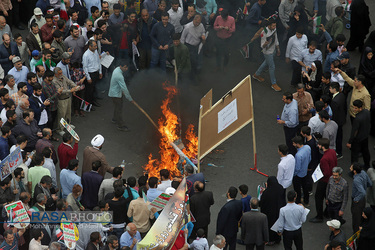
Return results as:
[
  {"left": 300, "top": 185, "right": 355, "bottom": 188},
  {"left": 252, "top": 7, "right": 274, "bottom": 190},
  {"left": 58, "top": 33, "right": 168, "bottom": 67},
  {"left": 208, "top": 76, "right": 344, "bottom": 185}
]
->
[
  {"left": 174, "top": 62, "right": 183, "bottom": 140},
  {"left": 132, "top": 101, "right": 159, "bottom": 130}
]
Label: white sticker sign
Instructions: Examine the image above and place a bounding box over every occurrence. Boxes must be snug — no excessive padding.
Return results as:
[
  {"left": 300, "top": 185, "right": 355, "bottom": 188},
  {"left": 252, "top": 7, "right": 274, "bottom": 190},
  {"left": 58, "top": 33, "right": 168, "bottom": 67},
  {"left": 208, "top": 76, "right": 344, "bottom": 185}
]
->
[{"left": 218, "top": 99, "right": 238, "bottom": 133}]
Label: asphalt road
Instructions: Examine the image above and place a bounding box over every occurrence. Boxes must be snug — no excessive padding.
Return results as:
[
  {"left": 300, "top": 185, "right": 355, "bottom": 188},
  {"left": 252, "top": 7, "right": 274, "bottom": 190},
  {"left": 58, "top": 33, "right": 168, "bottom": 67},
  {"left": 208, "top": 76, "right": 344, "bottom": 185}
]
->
[{"left": 12, "top": 0, "right": 375, "bottom": 249}]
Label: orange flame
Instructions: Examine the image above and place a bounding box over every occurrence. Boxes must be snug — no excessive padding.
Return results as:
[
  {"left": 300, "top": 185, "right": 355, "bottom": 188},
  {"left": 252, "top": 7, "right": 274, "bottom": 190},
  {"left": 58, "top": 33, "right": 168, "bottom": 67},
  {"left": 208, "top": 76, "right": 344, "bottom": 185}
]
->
[{"left": 144, "top": 83, "right": 198, "bottom": 177}]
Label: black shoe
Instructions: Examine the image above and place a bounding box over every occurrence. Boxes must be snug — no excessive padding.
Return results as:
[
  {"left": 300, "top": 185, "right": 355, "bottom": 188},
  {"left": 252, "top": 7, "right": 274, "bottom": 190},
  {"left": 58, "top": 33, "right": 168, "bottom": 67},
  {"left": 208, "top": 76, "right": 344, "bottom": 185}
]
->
[
  {"left": 92, "top": 102, "right": 101, "bottom": 107},
  {"left": 309, "top": 217, "right": 323, "bottom": 223},
  {"left": 117, "top": 126, "right": 130, "bottom": 132},
  {"left": 17, "top": 25, "right": 25, "bottom": 30},
  {"left": 236, "top": 239, "right": 245, "bottom": 245}
]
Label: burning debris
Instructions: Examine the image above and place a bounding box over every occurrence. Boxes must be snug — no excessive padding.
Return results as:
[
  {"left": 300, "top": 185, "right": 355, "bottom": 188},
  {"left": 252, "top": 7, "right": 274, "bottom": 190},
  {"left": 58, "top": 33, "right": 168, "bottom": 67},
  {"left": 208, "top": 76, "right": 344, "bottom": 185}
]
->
[{"left": 143, "top": 84, "right": 198, "bottom": 177}]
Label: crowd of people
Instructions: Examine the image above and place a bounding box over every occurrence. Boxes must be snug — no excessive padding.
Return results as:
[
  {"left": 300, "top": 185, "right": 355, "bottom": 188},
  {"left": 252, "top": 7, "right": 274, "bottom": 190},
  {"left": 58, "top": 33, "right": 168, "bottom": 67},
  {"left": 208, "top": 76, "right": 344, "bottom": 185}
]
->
[{"left": 0, "top": 0, "right": 374, "bottom": 249}]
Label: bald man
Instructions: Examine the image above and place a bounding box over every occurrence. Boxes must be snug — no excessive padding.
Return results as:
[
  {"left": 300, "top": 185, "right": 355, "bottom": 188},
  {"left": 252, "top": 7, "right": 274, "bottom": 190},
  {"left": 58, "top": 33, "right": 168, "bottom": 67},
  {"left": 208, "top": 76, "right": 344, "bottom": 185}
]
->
[
  {"left": 120, "top": 223, "right": 142, "bottom": 250},
  {"left": 0, "top": 16, "right": 12, "bottom": 44},
  {"left": 0, "top": 33, "right": 20, "bottom": 74},
  {"left": 35, "top": 128, "right": 58, "bottom": 164}
]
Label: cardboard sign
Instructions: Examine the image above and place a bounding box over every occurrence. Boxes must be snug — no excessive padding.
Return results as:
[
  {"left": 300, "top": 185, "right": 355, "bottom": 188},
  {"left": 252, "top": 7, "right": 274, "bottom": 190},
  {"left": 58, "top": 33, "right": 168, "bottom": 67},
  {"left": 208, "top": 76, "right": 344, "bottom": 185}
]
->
[
  {"left": 60, "top": 118, "right": 80, "bottom": 141},
  {"left": 0, "top": 147, "right": 23, "bottom": 180},
  {"left": 62, "top": 222, "right": 79, "bottom": 249},
  {"left": 5, "top": 201, "right": 30, "bottom": 229}
]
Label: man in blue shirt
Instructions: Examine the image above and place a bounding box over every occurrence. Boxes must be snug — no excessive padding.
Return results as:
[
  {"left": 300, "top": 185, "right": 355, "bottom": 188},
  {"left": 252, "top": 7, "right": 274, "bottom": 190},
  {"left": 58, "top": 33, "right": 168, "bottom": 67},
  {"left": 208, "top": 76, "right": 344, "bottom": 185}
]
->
[
  {"left": 60, "top": 159, "right": 82, "bottom": 198},
  {"left": 108, "top": 62, "right": 134, "bottom": 132},
  {"left": 278, "top": 92, "right": 299, "bottom": 155},
  {"left": 276, "top": 190, "right": 308, "bottom": 250},
  {"left": 298, "top": 41, "right": 323, "bottom": 72},
  {"left": 324, "top": 40, "right": 340, "bottom": 73},
  {"left": 0, "top": 126, "right": 10, "bottom": 160},
  {"left": 292, "top": 136, "right": 311, "bottom": 206},
  {"left": 120, "top": 222, "right": 142, "bottom": 249},
  {"left": 150, "top": 12, "right": 175, "bottom": 71},
  {"left": 350, "top": 163, "right": 372, "bottom": 233},
  {"left": 147, "top": 177, "right": 162, "bottom": 202}
]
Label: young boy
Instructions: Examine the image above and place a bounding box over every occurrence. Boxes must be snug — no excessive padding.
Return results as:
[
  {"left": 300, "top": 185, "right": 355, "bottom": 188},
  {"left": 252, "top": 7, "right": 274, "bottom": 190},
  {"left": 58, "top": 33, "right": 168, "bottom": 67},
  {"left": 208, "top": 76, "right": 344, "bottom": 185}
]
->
[
  {"left": 30, "top": 50, "right": 40, "bottom": 72},
  {"left": 239, "top": 184, "right": 251, "bottom": 213},
  {"left": 189, "top": 228, "right": 209, "bottom": 250},
  {"left": 14, "top": 33, "right": 30, "bottom": 70},
  {"left": 89, "top": 6, "right": 100, "bottom": 22}
]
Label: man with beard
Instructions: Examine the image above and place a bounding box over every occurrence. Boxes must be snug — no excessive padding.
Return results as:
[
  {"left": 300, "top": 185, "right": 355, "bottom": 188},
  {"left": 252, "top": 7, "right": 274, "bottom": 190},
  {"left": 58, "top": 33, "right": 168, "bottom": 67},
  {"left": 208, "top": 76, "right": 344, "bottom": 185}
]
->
[
  {"left": 118, "top": 11, "right": 138, "bottom": 62},
  {"left": 52, "top": 67, "right": 80, "bottom": 136},
  {"left": 51, "top": 30, "right": 68, "bottom": 64},
  {"left": 8, "top": 57, "right": 29, "bottom": 84},
  {"left": 42, "top": 70, "right": 62, "bottom": 132},
  {"left": 0, "top": 33, "right": 20, "bottom": 74},
  {"left": 64, "top": 25, "right": 86, "bottom": 64},
  {"left": 0, "top": 88, "right": 9, "bottom": 111},
  {"left": 137, "top": 9, "right": 157, "bottom": 69},
  {"left": 10, "top": 82, "right": 28, "bottom": 107},
  {"left": 28, "top": 83, "right": 50, "bottom": 129},
  {"left": 35, "top": 49, "right": 56, "bottom": 72},
  {"left": 57, "top": 52, "right": 72, "bottom": 79}
]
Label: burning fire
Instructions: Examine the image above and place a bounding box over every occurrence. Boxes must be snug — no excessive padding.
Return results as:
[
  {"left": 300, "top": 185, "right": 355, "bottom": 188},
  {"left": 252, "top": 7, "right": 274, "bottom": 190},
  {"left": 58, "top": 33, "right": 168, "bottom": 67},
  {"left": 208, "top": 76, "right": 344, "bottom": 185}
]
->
[{"left": 144, "top": 83, "right": 198, "bottom": 177}]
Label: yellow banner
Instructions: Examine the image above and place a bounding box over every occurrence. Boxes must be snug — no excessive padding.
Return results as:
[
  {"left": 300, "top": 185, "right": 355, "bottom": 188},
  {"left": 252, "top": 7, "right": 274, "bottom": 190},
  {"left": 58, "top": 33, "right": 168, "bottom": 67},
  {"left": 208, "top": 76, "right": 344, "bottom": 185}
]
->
[{"left": 137, "top": 178, "right": 187, "bottom": 250}]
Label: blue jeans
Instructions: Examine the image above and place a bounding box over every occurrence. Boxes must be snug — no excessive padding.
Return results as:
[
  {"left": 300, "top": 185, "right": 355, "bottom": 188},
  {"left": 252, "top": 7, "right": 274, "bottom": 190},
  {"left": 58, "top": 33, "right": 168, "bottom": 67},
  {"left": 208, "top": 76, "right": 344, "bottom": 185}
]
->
[
  {"left": 255, "top": 53, "right": 276, "bottom": 85},
  {"left": 150, "top": 47, "right": 167, "bottom": 71}
]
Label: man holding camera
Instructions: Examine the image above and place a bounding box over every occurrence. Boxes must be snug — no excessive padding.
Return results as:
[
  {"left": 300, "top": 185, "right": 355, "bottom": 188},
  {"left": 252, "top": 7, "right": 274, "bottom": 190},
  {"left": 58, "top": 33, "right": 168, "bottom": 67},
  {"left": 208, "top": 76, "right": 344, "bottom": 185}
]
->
[{"left": 41, "top": 14, "right": 57, "bottom": 44}]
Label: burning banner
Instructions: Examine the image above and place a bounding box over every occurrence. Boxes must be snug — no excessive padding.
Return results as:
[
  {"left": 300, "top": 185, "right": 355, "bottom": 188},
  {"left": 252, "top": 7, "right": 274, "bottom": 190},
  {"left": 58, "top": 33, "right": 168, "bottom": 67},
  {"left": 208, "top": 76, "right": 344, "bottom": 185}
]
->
[
  {"left": 137, "top": 178, "right": 187, "bottom": 250},
  {"left": 144, "top": 84, "right": 198, "bottom": 177}
]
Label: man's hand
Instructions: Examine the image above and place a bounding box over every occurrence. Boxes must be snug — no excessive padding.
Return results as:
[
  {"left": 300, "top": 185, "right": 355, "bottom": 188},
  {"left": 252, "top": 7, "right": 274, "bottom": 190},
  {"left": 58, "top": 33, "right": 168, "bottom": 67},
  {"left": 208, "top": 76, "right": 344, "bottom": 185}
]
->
[
  {"left": 151, "top": 207, "right": 157, "bottom": 214},
  {"left": 13, "top": 189, "right": 19, "bottom": 194},
  {"left": 325, "top": 200, "right": 329, "bottom": 205},
  {"left": 87, "top": 79, "right": 93, "bottom": 84},
  {"left": 99, "top": 74, "right": 103, "bottom": 79},
  {"left": 159, "top": 45, "right": 163, "bottom": 50},
  {"left": 74, "top": 139, "right": 79, "bottom": 144},
  {"left": 52, "top": 194, "right": 58, "bottom": 200},
  {"left": 277, "top": 232, "right": 282, "bottom": 236},
  {"left": 277, "top": 119, "right": 285, "bottom": 125},
  {"left": 3, "top": 11, "right": 8, "bottom": 16},
  {"left": 209, "top": 13, "right": 215, "bottom": 19},
  {"left": 285, "top": 58, "right": 290, "bottom": 63},
  {"left": 37, "top": 132, "right": 43, "bottom": 137},
  {"left": 58, "top": 87, "right": 63, "bottom": 94},
  {"left": 258, "top": 20, "right": 262, "bottom": 25},
  {"left": 294, "top": 14, "right": 299, "bottom": 21},
  {"left": 163, "top": 45, "right": 169, "bottom": 50},
  {"left": 346, "top": 143, "right": 351, "bottom": 149},
  {"left": 339, "top": 210, "right": 344, "bottom": 217},
  {"left": 43, "top": 99, "right": 51, "bottom": 106},
  {"left": 277, "top": 49, "right": 281, "bottom": 56},
  {"left": 202, "top": 11, "right": 207, "bottom": 15},
  {"left": 130, "top": 100, "right": 135, "bottom": 104},
  {"left": 9, "top": 55, "right": 15, "bottom": 61}
]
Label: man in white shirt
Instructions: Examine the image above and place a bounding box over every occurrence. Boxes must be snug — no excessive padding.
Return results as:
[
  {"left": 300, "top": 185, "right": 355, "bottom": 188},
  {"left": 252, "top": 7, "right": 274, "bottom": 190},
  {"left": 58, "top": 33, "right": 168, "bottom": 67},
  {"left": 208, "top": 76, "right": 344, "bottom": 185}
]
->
[
  {"left": 4, "top": 75, "right": 17, "bottom": 96},
  {"left": 286, "top": 27, "right": 308, "bottom": 86},
  {"left": 277, "top": 144, "right": 295, "bottom": 192},
  {"left": 308, "top": 100, "right": 326, "bottom": 135},
  {"left": 181, "top": 15, "right": 205, "bottom": 76},
  {"left": 168, "top": 0, "right": 183, "bottom": 33},
  {"left": 157, "top": 169, "right": 172, "bottom": 192},
  {"left": 210, "top": 235, "right": 226, "bottom": 250}
]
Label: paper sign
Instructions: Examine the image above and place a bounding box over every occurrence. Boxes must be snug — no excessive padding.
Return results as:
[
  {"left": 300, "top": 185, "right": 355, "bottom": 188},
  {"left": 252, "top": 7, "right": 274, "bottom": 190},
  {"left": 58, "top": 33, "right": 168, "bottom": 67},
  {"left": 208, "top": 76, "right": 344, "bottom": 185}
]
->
[
  {"left": 312, "top": 164, "right": 324, "bottom": 183},
  {"left": 5, "top": 201, "right": 30, "bottom": 229},
  {"left": 100, "top": 53, "right": 114, "bottom": 68},
  {"left": 148, "top": 193, "right": 172, "bottom": 211},
  {"left": 218, "top": 99, "right": 238, "bottom": 133},
  {"left": 0, "top": 147, "right": 23, "bottom": 180},
  {"left": 60, "top": 118, "right": 80, "bottom": 141},
  {"left": 62, "top": 222, "right": 79, "bottom": 249}
]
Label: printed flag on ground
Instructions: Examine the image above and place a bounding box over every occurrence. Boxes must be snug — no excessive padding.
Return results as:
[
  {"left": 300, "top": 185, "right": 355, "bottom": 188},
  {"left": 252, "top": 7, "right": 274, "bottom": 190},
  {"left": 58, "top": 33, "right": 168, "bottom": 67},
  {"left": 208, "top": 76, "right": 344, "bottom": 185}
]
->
[
  {"left": 60, "top": 0, "right": 68, "bottom": 20},
  {"left": 313, "top": 16, "right": 322, "bottom": 34}
]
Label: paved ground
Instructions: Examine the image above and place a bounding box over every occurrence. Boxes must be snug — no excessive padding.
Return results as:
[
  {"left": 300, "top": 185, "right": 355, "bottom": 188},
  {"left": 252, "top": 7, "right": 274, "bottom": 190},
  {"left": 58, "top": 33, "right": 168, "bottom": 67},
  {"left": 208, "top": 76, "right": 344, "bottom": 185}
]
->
[{"left": 12, "top": 0, "right": 375, "bottom": 249}]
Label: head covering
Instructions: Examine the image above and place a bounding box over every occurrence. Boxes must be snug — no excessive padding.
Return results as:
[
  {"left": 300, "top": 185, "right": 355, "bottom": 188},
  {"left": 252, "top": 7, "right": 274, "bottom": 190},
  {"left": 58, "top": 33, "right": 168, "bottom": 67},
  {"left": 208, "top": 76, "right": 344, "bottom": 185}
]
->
[
  {"left": 327, "top": 219, "right": 341, "bottom": 229},
  {"left": 32, "top": 50, "right": 39, "bottom": 57},
  {"left": 359, "top": 47, "right": 375, "bottom": 76},
  {"left": 91, "top": 134, "right": 104, "bottom": 147},
  {"left": 62, "top": 52, "right": 71, "bottom": 59},
  {"left": 34, "top": 8, "right": 43, "bottom": 16},
  {"left": 360, "top": 207, "right": 375, "bottom": 239},
  {"left": 12, "top": 56, "right": 21, "bottom": 64},
  {"left": 337, "top": 51, "right": 350, "bottom": 60}
]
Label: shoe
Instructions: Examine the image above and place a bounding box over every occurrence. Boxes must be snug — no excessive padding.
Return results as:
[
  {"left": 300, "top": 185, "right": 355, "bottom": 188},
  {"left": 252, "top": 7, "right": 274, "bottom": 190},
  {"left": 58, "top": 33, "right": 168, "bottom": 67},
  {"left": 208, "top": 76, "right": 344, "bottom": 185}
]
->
[
  {"left": 69, "top": 124, "right": 75, "bottom": 129},
  {"left": 309, "top": 191, "right": 313, "bottom": 196},
  {"left": 58, "top": 131, "right": 65, "bottom": 136},
  {"left": 336, "top": 154, "right": 343, "bottom": 160},
  {"left": 92, "top": 102, "right": 101, "bottom": 107},
  {"left": 309, "top": 217, "right": 323, "bottom": 223},
  {"left": 117, "top": 126, "right": 130, "bottom": 132},
  {"left": 236, "top": 239, "right": 245, "bottom": 245},
  {"left": 111, "top": 119, "right": 117, "bottom": 124},
  {"left": 271, "top": 83, "right": 282, "bottom": 92},
  {"left": 252, "top": 74, "right": 265, "bottom": 82}
]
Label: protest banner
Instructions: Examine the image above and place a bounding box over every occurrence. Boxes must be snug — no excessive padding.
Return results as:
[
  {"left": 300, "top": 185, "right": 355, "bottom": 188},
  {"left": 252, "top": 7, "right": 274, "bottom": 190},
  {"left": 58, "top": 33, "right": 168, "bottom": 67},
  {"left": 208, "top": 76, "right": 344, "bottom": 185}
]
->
[
  {"left": 5, "top": 201, "right": 30, "bottom": 229},
  {"left": 62, "top": 222, "right": 79, "bottom": 249},
  {"left": 60, "top": 118, "right": 80, "bottom": 141},
  {"left": 0, "top": 147, "right": 23, "bottom": 180},
  {"left": 137, "top": 178, "right": 187, "bottom": 250}
]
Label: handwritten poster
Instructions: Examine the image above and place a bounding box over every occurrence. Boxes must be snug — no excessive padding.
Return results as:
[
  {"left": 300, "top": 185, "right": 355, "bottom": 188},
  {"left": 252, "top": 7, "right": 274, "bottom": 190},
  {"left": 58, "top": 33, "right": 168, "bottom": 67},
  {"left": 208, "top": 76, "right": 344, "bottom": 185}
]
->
[
  {"left": 5, "top": 201, "right": 30, "bottom": 229},
  {"left": 217, "top": 99, "right": 238, "bottom": 133}
]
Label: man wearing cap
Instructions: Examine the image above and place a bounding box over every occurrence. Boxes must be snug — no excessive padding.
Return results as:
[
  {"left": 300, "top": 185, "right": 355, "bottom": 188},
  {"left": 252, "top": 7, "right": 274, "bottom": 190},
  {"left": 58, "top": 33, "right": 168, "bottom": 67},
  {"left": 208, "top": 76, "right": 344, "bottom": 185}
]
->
[
  {"left": 52, "top": 67, "right": 80, "bottom": 136},
  {"left": 57, "top": 53, "right": 71, "bottom": 79},
  {"left": 8, "top": 57, "right": 29, "bottom": 84},
  {"left": 29, "top": 8, "right": 47, "bottom": 29},
  {"left": 326, "top": 219, "right": 346, "bottom": 246},
  {"left": 41, "top": 14, "right": 57, "bottom": 44},
  {"left": 30, "top": 50, "right": 40, "bottom": 72},
  {"left": 82, "top": 134, "right": 114, "bottom": 177},
  {"left": 338, "top": 51, "right": 355, "bottom": 79},
  {"left": 0, "top": 33, "right": 20, "bottom": 74}
]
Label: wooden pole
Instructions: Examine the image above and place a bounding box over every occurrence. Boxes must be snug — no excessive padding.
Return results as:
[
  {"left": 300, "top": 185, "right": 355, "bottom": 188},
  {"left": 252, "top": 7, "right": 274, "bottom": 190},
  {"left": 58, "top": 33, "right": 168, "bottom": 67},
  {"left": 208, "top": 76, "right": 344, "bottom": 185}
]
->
[{"left": 132, "top": 101, "right": 159, "bottom": 131}]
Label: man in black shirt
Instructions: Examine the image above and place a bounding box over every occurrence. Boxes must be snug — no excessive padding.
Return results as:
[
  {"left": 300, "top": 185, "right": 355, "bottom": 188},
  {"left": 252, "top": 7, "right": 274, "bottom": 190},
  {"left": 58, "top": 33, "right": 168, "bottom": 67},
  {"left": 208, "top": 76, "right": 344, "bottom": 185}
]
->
[{"left": 347, "top": 99, "right": 371, "bottom": 170}]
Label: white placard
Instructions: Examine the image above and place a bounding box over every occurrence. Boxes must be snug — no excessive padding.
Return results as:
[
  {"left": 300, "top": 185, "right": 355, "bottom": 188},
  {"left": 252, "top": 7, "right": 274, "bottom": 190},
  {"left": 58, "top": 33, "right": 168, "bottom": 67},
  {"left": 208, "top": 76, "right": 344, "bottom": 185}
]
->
[
  {"left": 218, "top": 99, "right": 238, "bottom": 133},
  {"left": 312, "top": 164, "right": 324, "bottom": 183}
]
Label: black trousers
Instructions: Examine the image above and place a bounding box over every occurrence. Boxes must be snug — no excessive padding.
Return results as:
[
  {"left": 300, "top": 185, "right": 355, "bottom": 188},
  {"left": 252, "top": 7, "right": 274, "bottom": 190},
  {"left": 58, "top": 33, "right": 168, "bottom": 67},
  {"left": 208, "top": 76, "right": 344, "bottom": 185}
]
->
[
  {"left": 351, "top": 138, "right": 371, "bottom": 169},
  {"left": 327, "top": 201, "right": 344, "bottom": 223},
  {"left": 246, "top": 244, "right": 264, "bottom": 250},
  {"left": 336, "top": 125, "right": 343, "bottom": 155},
  {"left": 216, "top": 37, "right": 231, "bottom": 68},
  {"left": 11, "top": 0, "right": 20, "bottom": 26},
  {"left": 351, "top": 197, "right": 366, "bottom": 233},
  {"left": 283, "top": 228, "right": 303, "bottom": 250},
  {"left": 47, "top": 110, "right": 57, "bottom": 131},
  {"left": 293, "top": 175, "right": 309, "bottom": 204},
  {"left": 291, "top": 60, "right": 302, "bottom": 86},
  {"left": 185, "top": 43, "right": 199, "bottom": 74},
  {"left": 223, "top": 235, "right": 236, "bottom": 250},
  {"left": 315, "top": 181, "right": 327, "bottom": 219},
  {"left": 283, "top": 126, "right": 298, "bottom": 156},
  {"left": 86, "top": 71, "right": 99, "bottom": 104}
]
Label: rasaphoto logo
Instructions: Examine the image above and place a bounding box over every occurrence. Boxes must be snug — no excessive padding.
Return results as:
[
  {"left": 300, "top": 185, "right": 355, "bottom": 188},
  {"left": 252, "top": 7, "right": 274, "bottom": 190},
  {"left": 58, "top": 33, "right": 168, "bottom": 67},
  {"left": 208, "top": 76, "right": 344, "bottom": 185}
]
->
[{"left": 30, "top": 211, "right": 113, "bottom": 224}]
